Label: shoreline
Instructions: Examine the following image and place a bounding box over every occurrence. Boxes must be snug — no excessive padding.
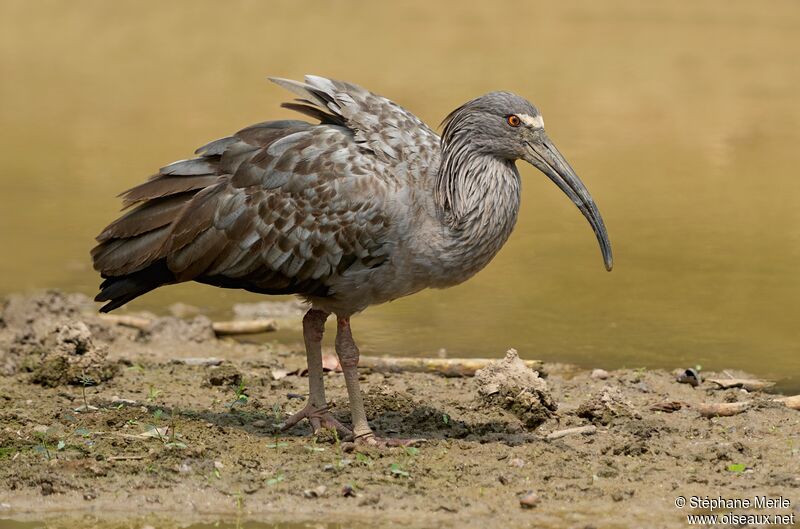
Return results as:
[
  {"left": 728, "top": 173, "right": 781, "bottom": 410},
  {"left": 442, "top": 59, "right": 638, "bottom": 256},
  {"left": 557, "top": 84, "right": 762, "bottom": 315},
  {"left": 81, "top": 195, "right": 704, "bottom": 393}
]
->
[{"left": 1, "top": 291, "right": 798, "bottom": 528}]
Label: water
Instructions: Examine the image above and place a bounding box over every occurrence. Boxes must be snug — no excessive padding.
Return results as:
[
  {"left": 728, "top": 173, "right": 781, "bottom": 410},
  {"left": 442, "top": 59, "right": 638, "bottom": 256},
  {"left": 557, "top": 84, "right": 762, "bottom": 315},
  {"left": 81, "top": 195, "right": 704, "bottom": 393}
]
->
[{"left": 1, "top": 0, "right": 799, "bottom": 390}]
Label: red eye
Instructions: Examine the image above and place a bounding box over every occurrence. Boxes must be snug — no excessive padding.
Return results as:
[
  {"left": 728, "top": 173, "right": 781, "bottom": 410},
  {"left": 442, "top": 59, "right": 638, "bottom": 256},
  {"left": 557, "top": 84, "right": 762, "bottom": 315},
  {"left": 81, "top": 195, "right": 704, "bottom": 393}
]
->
[{"left": 507, "top": 115, "right": 521, "bottom": 127}]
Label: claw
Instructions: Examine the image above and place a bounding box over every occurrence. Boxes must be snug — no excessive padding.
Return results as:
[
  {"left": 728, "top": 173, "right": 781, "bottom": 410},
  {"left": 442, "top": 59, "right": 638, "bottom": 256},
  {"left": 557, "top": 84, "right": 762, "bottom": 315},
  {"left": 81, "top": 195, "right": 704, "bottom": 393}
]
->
[
  {"left": 348, "top": 432, "right": 425, "bottom": 448},
  {"left": 281, "top": 402, "right": 352, "bottom": 438}
]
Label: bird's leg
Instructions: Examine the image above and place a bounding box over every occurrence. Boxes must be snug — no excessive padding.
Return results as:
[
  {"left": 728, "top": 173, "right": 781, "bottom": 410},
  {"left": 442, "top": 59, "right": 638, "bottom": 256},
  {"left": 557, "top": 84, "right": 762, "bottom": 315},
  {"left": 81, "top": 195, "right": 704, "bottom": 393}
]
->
[
  {"left": 335, "top": 316, "right": 420, "bottom": 447},
  {"left": 281, "top": 308, "right": 350, "bottom": 437}
]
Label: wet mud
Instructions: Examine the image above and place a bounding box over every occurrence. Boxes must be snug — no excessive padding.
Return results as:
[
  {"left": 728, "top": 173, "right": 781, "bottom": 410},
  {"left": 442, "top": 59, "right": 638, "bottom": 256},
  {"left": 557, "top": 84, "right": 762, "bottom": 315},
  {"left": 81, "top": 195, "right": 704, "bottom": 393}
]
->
[{"left": 0, "top": 292, "right": 798, "bottom": 528}]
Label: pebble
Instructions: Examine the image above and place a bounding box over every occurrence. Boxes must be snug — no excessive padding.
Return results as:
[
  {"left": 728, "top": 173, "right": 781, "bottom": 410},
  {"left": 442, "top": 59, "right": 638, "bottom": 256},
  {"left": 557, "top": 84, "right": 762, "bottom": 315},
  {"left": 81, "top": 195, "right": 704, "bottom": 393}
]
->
[
  {"left": 676, "top": 368, "right": 702, "bottom": 387},
  {"left": 174, "top": 357, "right": 223, "bottom": 367},
  {"left": 342, "top": 484, "right": 356, "bottom": 497},
  {"left": 591, "top": 369, "right": 609, "bottom": 380},
  {"left": 303, "top": 485, "right": 327, "bottom": 498},
  {"left": 214, "top": 461, "right": 224, "bottom": 470},
  {"left": 519, "top": 491, "right": 540, "bottom": 508},
  {"left": 507, "top": 458, "right": 525, "bottom": 468}
]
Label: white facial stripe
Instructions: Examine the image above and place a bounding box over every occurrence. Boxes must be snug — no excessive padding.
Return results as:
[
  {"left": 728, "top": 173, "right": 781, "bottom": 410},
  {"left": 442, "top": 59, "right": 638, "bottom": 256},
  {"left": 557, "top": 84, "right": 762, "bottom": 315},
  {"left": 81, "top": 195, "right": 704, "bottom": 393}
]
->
[{"left": 519, "top": 113, "right": 544, "bottom": 129}]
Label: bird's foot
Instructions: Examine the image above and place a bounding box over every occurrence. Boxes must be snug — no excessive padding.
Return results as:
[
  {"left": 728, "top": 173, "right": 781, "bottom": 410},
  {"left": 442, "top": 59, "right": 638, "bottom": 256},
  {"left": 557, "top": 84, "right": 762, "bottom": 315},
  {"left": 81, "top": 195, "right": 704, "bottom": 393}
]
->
[
  {"left": 347, "top": 432, "right": 425, "bottom": 448},
  {"left": 280, "top": 403, "right": 352, "bottom": 438}
]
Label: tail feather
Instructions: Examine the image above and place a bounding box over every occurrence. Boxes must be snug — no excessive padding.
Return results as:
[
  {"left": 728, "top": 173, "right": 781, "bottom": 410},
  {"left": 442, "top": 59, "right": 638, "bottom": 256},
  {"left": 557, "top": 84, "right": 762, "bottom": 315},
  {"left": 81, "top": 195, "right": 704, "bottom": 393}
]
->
[{"left": 95, "top": 259, "right": 175, "bottom": 312}]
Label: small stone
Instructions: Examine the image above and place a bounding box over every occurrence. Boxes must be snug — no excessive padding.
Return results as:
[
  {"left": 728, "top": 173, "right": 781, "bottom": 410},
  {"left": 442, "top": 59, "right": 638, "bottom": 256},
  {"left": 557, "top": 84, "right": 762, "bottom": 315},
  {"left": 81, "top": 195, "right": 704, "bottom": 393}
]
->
[
  {"left": 174, "top": 357, "right": 223, "bottom": 367},
  {"left": 597, "top": 466, "right": 618, "bottom": 478},
  {"left": 206, "top": 365, "right": 242, "bottom": 387},
  {"left": 303, "top": 485, "right": 327, "bottom": 498},
  {"left": 214, "top": 461, "right": 224, "bottom": 470},
  {"left": 676, "top": 368, "right": 702, "bottom": 387},
  {"left": 519, "top": 491, "right": 539, "bottom": 508},
  {"left": 251, "top": 420, "right": 267, "bottom": 428},
  {"left": 342, "top": 484, "right": 356, "bottom": 497},
  {"left": 32, "top": 425, "right": 49, "bottom": 435},
  {"left": 591, "top": 369, "right": 609, "bottom": 380},
  {"left": 612, "top": 491, "right": 624, "bottom": 502},
  {"left": 507, "top": 458, "right": 525, "bottom": 468},
  {"left": 498, "top": 475, "right": 508, "bottom": 485}
]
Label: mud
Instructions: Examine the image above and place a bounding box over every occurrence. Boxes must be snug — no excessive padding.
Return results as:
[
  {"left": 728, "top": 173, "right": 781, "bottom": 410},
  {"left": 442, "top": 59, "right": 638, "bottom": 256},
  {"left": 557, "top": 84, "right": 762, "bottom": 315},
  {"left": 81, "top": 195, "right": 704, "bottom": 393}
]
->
[{"left": 0, "top": 291, "right": 798, "bottom": 529}]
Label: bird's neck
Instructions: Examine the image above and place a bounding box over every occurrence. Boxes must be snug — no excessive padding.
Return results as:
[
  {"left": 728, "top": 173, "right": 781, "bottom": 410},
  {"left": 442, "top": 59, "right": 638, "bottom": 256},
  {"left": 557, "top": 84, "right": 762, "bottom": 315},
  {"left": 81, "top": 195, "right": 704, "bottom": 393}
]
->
[{"left": 431, "top": 145, "right": 521, "bottom": 284}]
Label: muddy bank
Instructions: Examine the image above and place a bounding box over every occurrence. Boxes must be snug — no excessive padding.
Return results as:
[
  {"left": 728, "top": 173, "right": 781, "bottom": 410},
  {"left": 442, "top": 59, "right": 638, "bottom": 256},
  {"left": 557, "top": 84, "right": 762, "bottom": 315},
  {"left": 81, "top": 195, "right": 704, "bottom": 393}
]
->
[{"left": 0, "top": 291, "right": 798, "bottom": 529}]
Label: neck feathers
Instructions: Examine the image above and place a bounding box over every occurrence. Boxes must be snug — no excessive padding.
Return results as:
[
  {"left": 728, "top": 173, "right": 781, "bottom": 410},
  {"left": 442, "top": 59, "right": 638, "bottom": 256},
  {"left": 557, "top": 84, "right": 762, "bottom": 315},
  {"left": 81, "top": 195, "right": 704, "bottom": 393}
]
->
[{"left": 431, "top": 139, "right": 521, "bottom": 283}]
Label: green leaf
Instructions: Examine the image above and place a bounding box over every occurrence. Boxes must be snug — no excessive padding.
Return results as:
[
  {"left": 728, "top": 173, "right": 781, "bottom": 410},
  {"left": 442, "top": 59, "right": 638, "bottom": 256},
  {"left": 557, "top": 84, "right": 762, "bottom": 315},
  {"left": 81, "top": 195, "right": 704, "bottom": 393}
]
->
[
  {"left": 355, "top": 453, "right": 373, "bottom": 466},
  {"left": 266, "top": 442, "right": 288, "bottom": 449},
  {"left": 405, "top": 446, "right": 419, "bottom": 457},
  {"left": 266, "top": 473, "right": 285, "bottom": 486},
  {"left": 389, "top": 463, "right": 409, "bottom": 477},
  {"left": 727, "top": 463, "right": 746, "bottom": 473},
  {"left": 442, "top": 414, "right": 450, "bottom": 425}
]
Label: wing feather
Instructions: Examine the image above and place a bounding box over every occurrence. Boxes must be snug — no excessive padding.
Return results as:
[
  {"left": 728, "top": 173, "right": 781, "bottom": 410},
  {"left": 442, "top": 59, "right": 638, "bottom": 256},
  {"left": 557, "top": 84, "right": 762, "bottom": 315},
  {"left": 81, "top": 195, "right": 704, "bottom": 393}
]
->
[{"left": 93, "top": 76, "right": 420, "bottom": 309}]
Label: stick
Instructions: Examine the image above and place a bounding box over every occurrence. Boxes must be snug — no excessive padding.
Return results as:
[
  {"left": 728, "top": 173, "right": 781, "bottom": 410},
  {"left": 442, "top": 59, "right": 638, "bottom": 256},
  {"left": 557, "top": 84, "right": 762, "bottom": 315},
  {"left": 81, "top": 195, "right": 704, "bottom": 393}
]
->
[
  {"left": 358, "top": 356, "right": 543, "bottom": 377},
  {"left": 98, "top": 314, "right": 277, "bottom": 336},
  {"left": 695, "top": 401, "right": 750, "bottom": 418},
  {"left": 211, "top": 319, "right": 277, "bottom": 335},
  {"left": 98, "top": 314, "right": 151, "bottom": 329},
  {"left": 546, "top": 425, "right": 597, "bottom": 440},
  {"left": 773, "top": 395, "right": 800, "bottom": 410},
  {"left": 708, "top": 378, "right": 774, "bottom": 391}
]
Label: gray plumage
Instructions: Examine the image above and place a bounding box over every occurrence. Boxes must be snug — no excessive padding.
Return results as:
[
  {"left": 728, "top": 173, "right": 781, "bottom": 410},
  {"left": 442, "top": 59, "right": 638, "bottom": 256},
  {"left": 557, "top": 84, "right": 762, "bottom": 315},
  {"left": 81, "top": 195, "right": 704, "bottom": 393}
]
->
[
  {"left": 92, "top": 75, "right": 612, "bottom": 444},
  {"left": 93, "top": 76, "right": 611, "bottom": 315}
]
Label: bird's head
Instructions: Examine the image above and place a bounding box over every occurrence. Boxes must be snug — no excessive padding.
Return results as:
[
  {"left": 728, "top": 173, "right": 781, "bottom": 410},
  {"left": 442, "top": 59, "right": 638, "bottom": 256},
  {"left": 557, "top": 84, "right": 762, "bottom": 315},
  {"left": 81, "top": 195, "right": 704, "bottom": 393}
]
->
[{"left": 441, "top": 92, "right": 613, "bottom": 271}]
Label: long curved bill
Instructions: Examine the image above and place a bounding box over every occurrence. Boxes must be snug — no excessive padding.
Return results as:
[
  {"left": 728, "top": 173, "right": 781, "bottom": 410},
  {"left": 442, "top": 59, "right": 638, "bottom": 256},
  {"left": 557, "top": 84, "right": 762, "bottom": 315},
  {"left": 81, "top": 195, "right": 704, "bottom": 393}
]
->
[{"left": 524, "top": 136, "right": 613, "bottom": 271}]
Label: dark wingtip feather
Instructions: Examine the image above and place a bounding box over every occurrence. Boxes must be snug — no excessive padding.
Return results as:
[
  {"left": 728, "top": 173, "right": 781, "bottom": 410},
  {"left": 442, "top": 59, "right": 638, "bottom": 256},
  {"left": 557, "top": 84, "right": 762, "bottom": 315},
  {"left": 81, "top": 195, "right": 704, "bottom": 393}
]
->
[{"left": 94, "top": 260, "right": 175, "bottom": 312}]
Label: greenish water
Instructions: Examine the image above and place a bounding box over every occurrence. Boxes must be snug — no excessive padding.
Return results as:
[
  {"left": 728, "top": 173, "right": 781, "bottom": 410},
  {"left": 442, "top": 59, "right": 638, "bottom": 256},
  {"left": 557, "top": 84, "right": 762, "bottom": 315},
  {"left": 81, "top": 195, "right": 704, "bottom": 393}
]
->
[{"left": 1, "top": 0, "right": 799, "bottom": 390}]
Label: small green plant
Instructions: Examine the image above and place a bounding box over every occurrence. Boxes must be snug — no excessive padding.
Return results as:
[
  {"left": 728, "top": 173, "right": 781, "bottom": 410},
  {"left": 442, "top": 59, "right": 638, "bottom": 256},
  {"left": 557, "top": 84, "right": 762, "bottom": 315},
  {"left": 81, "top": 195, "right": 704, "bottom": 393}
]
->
[
  {"left": 33, "top": 430, "right": 53, "bottom": 461},
  {"left": 234, "top": 380, "right": 248, "bottom": 405},
  {"left": 79, "top": 373, "right": 94, "bottom": 409},
  {"left": 147, "top": 386, "right": 162, "bottom": 402},
  {"left": 442, "top": 413, "right": 450, "bottom": 425},
  {"left": 304, "top": 439, "right": 325, "bottom": 452},
  {"left": 389, "top": 462, "right": 410, "bottom": 478},
  {"left": 266, "top": 403, "right": 287, "bottom": 450},
  {"left": 234, "top": 490, "right": 244, "bottom": 529},
  {"left": 727, "top": 463, "right": 746, "bottom": 473},
  {"left": 265, "top": 473, "right": 285, "bottom": 486},
  {"left": 355, "top": 452, "right": 373, "bottom": 467}
]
